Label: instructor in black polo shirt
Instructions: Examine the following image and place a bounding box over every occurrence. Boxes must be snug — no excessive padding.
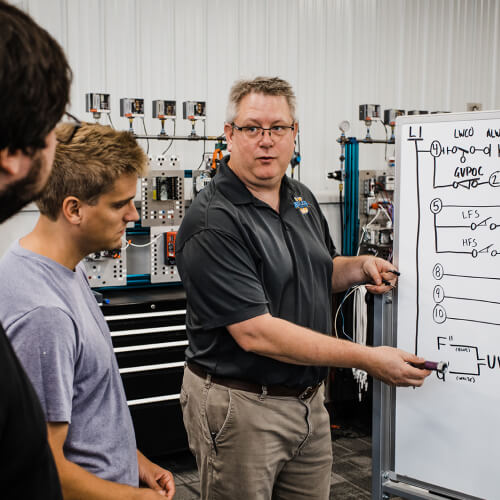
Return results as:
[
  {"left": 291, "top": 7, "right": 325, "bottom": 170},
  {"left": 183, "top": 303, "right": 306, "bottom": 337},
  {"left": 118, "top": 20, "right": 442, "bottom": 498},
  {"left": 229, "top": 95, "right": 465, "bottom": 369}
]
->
[{"left": 176, "top": 76, "right": 430, "bottom": 500}]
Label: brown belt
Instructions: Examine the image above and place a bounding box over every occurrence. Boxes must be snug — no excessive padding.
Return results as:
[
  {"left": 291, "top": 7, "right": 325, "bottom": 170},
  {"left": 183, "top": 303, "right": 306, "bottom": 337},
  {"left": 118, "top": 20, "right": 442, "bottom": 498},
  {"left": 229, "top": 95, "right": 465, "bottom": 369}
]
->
[{"left": 187, "top": 361, "right": 323, "bottom": 400}]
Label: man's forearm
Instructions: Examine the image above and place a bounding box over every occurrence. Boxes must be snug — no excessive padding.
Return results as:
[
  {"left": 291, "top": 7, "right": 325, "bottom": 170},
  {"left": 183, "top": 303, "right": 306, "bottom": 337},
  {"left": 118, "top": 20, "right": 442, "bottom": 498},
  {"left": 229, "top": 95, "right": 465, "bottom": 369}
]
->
[
  {"left": 228, "top": 313, "right": 372, "bottom": 369},
  {"left": 228, "top": 312, "right": 430, "bottom": 387},
  {"left": 54, "top": 457, "right": 144, "bottom": 500},
  {"left": 227, "top": 313, "right": 430, "bottom": 387}
]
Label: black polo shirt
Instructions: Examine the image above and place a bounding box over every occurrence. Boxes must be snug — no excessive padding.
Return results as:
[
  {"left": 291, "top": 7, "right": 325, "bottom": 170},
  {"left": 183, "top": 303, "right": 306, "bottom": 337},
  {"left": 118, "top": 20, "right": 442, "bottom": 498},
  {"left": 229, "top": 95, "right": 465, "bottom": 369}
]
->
[{"left": 176, "top": 156, "right": 338, "bottom": 388}]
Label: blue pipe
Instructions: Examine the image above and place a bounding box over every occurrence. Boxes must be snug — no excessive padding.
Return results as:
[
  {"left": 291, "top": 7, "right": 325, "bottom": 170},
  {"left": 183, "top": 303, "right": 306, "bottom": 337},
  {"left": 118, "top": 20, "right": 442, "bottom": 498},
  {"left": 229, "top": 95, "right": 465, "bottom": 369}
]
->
[{"left": 343, "top": 139, "right": 359, "bottom": 256}]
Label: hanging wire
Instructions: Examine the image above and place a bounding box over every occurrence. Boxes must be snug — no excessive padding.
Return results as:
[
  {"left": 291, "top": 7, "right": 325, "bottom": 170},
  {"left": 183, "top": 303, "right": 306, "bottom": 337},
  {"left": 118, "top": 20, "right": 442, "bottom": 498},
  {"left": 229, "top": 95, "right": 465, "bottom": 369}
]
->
[
  {"left": 121, "top": 233, "right": 163, "bottom": 250},
  {"left": 334, "top": 284, "right": 365, "bottom": 340},
  {"left": 196, "top": 121, "right": 208, "bottom": 170},
  {"left": 161, "top": 120, "right": 176, "bottom": 155},
  {"left": 141, "top": 117, "right": 149, "bottom": 155}
]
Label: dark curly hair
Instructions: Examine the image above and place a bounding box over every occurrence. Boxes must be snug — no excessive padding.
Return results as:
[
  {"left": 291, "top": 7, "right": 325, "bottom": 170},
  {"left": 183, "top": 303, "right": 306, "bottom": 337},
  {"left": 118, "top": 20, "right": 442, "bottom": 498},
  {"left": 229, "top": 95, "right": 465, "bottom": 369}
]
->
[{"left": 0, "top": 1, "right": 72, "bottom": 155}]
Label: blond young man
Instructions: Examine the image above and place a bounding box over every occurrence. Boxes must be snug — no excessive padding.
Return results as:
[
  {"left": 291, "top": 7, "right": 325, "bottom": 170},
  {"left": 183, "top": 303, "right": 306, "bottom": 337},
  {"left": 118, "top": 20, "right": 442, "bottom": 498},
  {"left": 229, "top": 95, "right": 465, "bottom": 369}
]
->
[
  {"left": 0, "top": 123, "right": 175, "bottom": 500},
  {"left": 176, "top": 77, "right": 430, "bottom": 499}
]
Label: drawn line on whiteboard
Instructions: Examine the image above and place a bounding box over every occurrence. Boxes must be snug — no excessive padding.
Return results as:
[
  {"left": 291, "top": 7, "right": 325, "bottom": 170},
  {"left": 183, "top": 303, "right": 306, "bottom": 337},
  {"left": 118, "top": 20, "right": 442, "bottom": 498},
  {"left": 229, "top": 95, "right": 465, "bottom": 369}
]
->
[
  {"left": 433, "top": 178, "right": 488, "bottom": 190},
  {"left": 436, "top": 250, "right": 478, "bottom": 255},
  {"left": 429, "top": 140, "right": 493, "bottom": 163},
  {"left": 449, "top": 344, "right": 485, "bottom": 363},
  {"left": 444, "top": 295, "right": 500, "bottom": 306},
  {"left": 435, "top": 339, "right": 487, "bottom": 378},
  {"left": 435, "top": 222, "right": 500, "bottom": 230},
  {"left": 414, "top": 137, "right": 421, "bottom": 355},
  {"left": 436, "top": 244, "right": 500, "bottom": 257},
  {"left": 443, "top": 272, "right": 500, "bottom": 280},
  {"left": 434, "top": 212, "right": 438, "bottom": 252},
  {"left": 435, "top": 216, "right": 494, "bottom": 229},
  {"left": 448, "top": 368, "right": 485, "bottom": 376},
  {"left": 436, "top": 225, "right": 479, "bottom": 229},
  {"left": 439, "top": 204, "right": 500, "bottom": 208},
  {"left": 446, "top": 316, "right": 500, "bottom": 327}
]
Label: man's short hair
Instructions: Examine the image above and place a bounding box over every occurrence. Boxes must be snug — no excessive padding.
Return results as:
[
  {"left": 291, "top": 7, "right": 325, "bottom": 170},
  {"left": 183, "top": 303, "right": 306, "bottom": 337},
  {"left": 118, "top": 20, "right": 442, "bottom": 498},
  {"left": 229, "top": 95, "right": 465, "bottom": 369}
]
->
[
  {"left": 226, "top": 77, "right": 296, "bottom": 123},
  {"left": 36, "top": 123, "right": 148, "bottom": 220},
  {"left": 0, "top": 1, "right": 71, "bottom": 154}
]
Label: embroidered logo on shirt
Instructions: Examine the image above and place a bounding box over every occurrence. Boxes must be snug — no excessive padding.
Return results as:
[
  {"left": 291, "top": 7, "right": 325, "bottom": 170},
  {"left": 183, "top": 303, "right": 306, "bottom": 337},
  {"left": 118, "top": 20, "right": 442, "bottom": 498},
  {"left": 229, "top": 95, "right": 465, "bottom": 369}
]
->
[{"left": 293, "top": 196, "right": 309, "bottom": 214}]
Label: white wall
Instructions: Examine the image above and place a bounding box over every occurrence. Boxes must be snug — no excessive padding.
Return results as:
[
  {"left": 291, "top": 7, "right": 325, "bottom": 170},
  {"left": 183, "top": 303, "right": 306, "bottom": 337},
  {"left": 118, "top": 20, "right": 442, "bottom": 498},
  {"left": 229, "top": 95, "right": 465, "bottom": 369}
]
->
[{"left": 1, "top": 0, "right": 499, "bottom": 255}]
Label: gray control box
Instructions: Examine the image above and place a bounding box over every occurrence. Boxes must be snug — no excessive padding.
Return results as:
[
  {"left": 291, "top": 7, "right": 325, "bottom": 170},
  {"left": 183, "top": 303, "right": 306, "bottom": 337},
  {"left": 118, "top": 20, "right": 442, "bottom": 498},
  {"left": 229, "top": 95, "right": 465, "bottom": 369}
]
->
[
  {"left": 83, "top": 248, "right": 126, "bottom": 287},
  {"left": 141, "top": 170, "right": 185, "bottom": 227}
]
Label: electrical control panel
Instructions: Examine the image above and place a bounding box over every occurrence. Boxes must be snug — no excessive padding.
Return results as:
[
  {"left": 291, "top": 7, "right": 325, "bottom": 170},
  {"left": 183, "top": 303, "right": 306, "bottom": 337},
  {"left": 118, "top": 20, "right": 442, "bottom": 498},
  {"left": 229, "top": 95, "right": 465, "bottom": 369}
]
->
[
  {"left": 192, "top": 170, "right": 212, "bottom": 197},
  {"left": 152, "top": 100, "right": 176, "bottom": 119},
  {"left": 140, "top": 169, "right": 185, "bottom": 227},
  {"left": 120, "top": 98, "right": 145, "bottom": 117},
  {"left": 359, "top": 169, "right": 394, "bottom": 261},
  {"left": 86, "top": 168, "right": 213, "bottom": 289},
  {"left": 83, "top": 248, "right": 126, "bottom": 287},
  {"left": 383, "top": 109, "right": 405, "bottom": 125},
  {"left": 150, "top": 227, "right": 181, "bottom": 283},
  {"left": 359, "top": 104, "right": 381, "bottom": 121},
  {"left": 408, "top": 110, "right": 429, "bottom": 115},
  {"left": 164, "top": 231, "right": 177, "bottom": 264},
  {"left": 85, "top": 93, "right": 111, "bottom": 114},
  {"left": 182, "top": 101, "right": 206, "bottom": 120},
  {"left": 151, "top": 155, "right": 180, "bottom": 169},
  {"left": 80, "top": 90, "right": 220, "bottom": 290}
]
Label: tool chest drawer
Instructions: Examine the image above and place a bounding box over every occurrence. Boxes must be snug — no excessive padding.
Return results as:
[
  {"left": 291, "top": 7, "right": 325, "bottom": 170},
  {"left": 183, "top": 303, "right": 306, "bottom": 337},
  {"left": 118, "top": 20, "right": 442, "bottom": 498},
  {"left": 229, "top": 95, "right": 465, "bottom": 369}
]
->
[{"left": 102, "top": 286, "right": 188, "bottom": 457}]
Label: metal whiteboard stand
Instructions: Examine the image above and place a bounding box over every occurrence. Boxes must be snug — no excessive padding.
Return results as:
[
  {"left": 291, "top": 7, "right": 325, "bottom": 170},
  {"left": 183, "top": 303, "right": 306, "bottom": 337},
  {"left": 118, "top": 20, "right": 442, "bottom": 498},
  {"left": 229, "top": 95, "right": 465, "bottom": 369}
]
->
[
  {"left": 372, "top": 292, "right": 396, "bottom": 500},
  {"left": 371, "top": 294, "right": 476, "bottom": 500}
]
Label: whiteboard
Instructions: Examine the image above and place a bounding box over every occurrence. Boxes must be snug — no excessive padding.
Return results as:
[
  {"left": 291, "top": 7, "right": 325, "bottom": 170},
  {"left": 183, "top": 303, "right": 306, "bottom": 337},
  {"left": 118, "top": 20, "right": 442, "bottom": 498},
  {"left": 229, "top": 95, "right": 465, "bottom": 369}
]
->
[{"left": 394, "top": 111, "right": 500, "bottom": 500}]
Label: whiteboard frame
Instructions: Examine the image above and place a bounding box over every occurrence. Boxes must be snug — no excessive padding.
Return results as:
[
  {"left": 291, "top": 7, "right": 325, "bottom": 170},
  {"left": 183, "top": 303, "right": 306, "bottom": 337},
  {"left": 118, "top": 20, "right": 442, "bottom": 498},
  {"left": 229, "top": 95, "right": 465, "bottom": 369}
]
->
[{"left": 372, "top": 110, "right": 500, "bottom": 500}]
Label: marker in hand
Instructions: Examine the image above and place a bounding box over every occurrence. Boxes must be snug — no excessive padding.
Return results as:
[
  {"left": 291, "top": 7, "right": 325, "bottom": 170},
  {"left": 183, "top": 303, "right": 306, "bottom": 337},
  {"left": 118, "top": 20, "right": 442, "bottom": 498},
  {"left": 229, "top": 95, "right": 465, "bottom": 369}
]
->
[
  {"left": 363, "top": 269, "right": 399, "bottom": 287},
  {"left": 363, "top": 278, "right": 393, "bottom": 287},
  {"left": 411, "top": 360, "right": 448, "bottom": 374},
  {"left": 379, "top": 269, "right": 399, "bottom": 286}
]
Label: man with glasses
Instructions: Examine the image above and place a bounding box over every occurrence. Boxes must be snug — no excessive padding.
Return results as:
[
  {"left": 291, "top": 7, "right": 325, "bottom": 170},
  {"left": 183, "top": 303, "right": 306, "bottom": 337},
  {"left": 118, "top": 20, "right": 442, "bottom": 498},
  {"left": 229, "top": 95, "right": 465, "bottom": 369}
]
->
[
  {"left": 175, "top": 76, "right": 430, "bottom": 499},
  {"left": 0, "top": 2, "right": 71, "bottom": 497},
  {"left": 0, "top": 122, "right": 175, "bottom": 499}
]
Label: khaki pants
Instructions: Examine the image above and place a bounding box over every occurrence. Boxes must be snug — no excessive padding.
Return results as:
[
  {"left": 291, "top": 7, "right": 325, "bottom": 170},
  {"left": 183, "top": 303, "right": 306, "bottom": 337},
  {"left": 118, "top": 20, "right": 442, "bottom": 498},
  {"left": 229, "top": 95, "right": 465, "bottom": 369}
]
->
[{"left": 180, "top": 366, "right": 333, "bottom": 500}]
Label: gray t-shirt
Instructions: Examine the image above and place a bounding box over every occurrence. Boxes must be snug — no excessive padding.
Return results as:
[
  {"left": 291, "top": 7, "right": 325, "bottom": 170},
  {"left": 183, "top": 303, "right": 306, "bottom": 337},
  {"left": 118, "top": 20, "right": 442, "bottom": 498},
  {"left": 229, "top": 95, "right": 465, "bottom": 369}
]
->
[{"left": 0, "top": 241, "right": 138, "bottom": 486}]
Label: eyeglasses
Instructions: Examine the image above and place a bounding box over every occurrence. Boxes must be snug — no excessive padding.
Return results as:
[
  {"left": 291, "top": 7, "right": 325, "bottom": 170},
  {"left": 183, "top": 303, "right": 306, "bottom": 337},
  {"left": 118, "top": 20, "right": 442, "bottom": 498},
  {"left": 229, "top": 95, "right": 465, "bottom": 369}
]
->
[
  {"left": 231, "top": 122, "right": 295, "bottom": 140},
  {"left": 57, "top": 112, "right": 82, "bottom": 144}
]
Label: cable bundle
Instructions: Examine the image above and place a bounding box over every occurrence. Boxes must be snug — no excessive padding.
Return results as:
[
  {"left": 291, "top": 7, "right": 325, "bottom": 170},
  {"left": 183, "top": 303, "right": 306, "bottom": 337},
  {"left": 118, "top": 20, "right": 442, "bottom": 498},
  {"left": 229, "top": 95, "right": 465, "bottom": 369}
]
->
[
  {"left": 351, "top": 285, "right": 368, "bottom": 401},
  {"left": 334, "top": 284, "right": 369, "bottom": 401}
]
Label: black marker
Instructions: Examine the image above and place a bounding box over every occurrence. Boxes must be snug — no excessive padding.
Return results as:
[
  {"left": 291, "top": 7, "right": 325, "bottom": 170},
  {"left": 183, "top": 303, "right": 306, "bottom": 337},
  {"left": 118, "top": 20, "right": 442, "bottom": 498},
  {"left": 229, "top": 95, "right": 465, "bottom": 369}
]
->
[
  {"left": 388, "top": 269, "right": 400, "bottom": 276},
  {"left": 362, "top": 279, "right": 392, "bottom": 287}
]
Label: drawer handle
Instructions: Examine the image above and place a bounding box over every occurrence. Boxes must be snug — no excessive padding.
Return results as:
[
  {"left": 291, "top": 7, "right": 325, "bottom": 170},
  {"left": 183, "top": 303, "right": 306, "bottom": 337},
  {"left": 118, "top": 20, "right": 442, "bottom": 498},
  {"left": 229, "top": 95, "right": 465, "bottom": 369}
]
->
[
  {"left": 105, "top": 310, "right": 186, "bottom": 321},
  {"left": 119, "top": 361, "right": 185, "bottom": 374},
  {"left": 114, "top": 340, "right": 188, "bottom": 353},
  {"left": 127, "top": 394, "right": 180, "bottom": 406},
  {"left": 111, "top": 325, "right": 186, "bottom": 337}
]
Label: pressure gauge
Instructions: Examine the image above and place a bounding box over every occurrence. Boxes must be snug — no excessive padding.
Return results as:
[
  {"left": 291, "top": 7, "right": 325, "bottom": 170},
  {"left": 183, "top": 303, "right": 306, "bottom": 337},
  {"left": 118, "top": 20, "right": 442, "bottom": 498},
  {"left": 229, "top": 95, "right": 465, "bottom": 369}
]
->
[{"left": 339, "top": 120, "right": 350, "bottom": 134}]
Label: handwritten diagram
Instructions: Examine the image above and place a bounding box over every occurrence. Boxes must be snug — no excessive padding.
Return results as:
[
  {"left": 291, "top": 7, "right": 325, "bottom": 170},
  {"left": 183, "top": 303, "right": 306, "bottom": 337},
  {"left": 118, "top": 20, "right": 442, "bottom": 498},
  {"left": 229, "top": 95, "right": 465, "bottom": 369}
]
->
[
  {"left": 394, "top": 114, "right": 500, "bottom": 500},
  {"left": 401, "top": 121, "right": 500, "bottom": 384}
]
